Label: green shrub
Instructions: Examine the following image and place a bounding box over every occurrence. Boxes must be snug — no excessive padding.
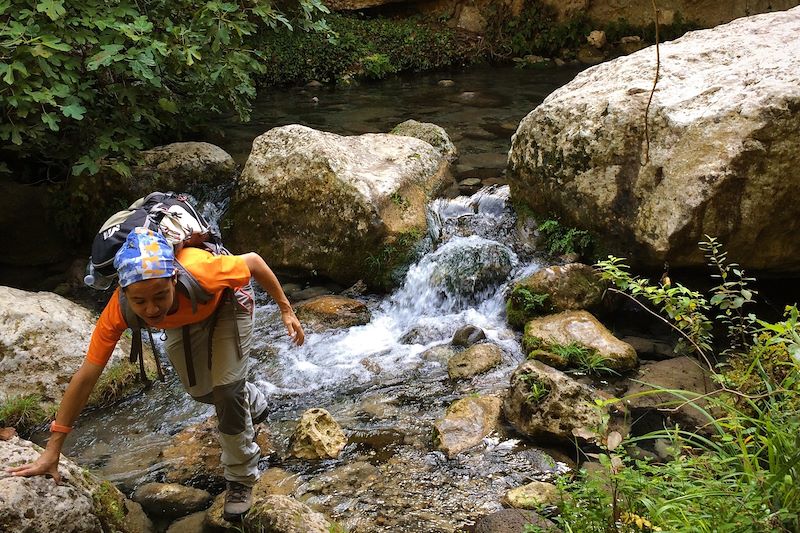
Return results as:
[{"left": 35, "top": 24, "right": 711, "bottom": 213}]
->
[
  {"left": 0, "top": 394, "right": 54, "bottom": 434},
  {"left": 0, "top": 0, "right": 329, "bottom": 179},
  {"left": 549, "top": 239, "right": 800, "bottom": 532},
  {"left": 537, "top": 219, "right": 593, "bottom": 257},
  {"left": 258, "top": 13, "right": 478, "bottom": 86},
  {"left": 506, "top": 285, "right": 550, "bottom": 328},
  {"left": 519, "top": 372, "right": 551, "bottom": 405}
]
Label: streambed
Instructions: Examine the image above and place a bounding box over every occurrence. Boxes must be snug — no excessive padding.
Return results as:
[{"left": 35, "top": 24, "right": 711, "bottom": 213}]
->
[{"left": 59, "top": 65, "right": 591, "bottom": 532}]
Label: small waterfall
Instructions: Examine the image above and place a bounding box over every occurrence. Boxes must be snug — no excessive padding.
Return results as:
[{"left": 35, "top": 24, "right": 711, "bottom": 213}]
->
[{"left": 256, "top": 185, "right": 541, "bottom": 394}]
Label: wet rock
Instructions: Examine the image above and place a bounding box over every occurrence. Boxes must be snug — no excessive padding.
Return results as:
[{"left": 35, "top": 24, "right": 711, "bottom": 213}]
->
[
  {"left": 451, "top": 325, "right": 487, "bottom": 348},
  {"left": 358, "top": 395, "right": 400, "bottom": 419},
  {"left": 433, "top": 395, "right": 502, "bottom": 457},
  {"left": 474, "top": 508, "right": 560, "bottom": 533},
  {"left": 438, "top": 79, "right": 455, "bottom": 87},
  {"left": 506, "top": 263, "right": 605, "bottom": 329},
  {"left": 132, "top": 482, "right": 212, "bottom": 520},
  {"left": 123, "top": 500, "right": 155, "bottom": 533},
  {"left": 306, "top": 80, "right": 323, "bottom": 87},
  {"left": 360, "top": 357, "right": 382, "bottom": 374},
  {"left": 448, "top": 342, "right": 503, "bottom": 379},
  {"left": 291, "top": 286, "right": 333, "bottom": 302},
  {"left": 399, "top": 324, "right": 442, "bottom": 345},
  {"left": 229, "top": 124, "right": 452, "bottom": 290},
  {"left": 340, "top": 279, "right": 367, "bottom": 298},
  {"left": 576, "top": 44, "right": 606, "bottom": 64},
  {"left": 420, "top": 344, "right": 457, "bottom": 366},
  {"left": 245, "top": 495, "right": 331, "bottom": 533},
  {"left": 162, "top": 417, "right": 273, "bottom": 491},
  {"left": 587, "top": 29, "right": 607, "bottom": 48},
  {"left": 205, "top": 468, "right": 302, "bottom": 531},
  {"left": 509, "top": 8, "right": 800, "bottom": 275},
  {"left": 289, "top": 408, "right": 347, "bottom": 460},
  {"left": 503, "top": 481, "right": 560, "bottom": 509},
  {"left": 294, "top": 295, "right": 371, "bottom": 332},
  {"left": 304, "top": 461, "right": 380, "bottom": 494},
  {"left": 620, "top": 335, "right": 676, "bottom": 360},
  {"left": 0, "top": 436, "right": 143, "bottom": 533},
  {"left": 619, "top": 35, "right": 646, "bottom": 55},
  {"left": 253, "top": 467, "right": 301, "bottom": 498},
  {"left": 503, "top": 360, "right": 614, "bottom": 443},
  {"left": 390, "top": 119, "right": 458, "bottom": 161},
  {"left": 428, "top": 237, "right": 516, "bottom": 299},
  {"left": 522, "top": 310, "right": 637, "bottom": 372},
  {"left": 165, "top": 510, "right": 206, "bottom": 533},
  {"left": 0, "top": 286, "right": 150, "bottom": 426},
  {"left": 625, "top": 357, "right": 718, "bottom": 431}
]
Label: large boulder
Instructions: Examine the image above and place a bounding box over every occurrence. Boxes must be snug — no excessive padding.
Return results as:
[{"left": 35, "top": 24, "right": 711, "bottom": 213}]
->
[
  {"left": 0, "top": 436, "right": 151, "bottom": 533},
  {"left": 424, "top": 236, "right": 517, "bottom": 300},
  {"left": 509, "top": 8, "right": 800, "bottom": 274},
  {"left": 503, "top": 360, "right": 614, "bottom": 443},
  {"left": 522, "top": 310, "right": 637, "bottom": 372},
  {"left": 0, "top": 286, "right": 147, "bottom": 427},
  {"left": 228, "top": 124, "right": 452, "bottom": 290}
]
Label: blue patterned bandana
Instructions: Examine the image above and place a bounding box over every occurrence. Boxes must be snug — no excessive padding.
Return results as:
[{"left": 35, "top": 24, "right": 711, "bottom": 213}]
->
[{"left": 114, "top": 227, "right": 175, "bottom": 288}]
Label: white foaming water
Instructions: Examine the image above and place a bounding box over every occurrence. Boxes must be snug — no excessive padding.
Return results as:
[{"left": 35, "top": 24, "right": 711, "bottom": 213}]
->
[{"left": 256, "top": 186, "right": 542, "bottom": 394}]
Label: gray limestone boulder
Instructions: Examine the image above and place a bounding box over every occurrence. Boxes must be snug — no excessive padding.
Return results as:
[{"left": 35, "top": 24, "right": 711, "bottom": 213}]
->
[
  {"left": 0, "top": 286, "right": 149, "bottom": 428},
  {"left": 509, "top": 8, "right": 800, "bottom": 274},
  {"left": 228, "top": 124, "right": 452, "bottom": 290},
  {"left": 0, "top": 436, "right": 151, "bottom": 533}
]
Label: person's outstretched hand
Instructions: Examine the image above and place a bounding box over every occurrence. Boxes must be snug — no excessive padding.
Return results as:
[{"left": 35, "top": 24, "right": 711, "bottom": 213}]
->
[
  {"left": 282, "top": 310, "right": 305, "bottom": 346},
  {"left": 6, "top": 451, "right": 62, "bottom": 484}
]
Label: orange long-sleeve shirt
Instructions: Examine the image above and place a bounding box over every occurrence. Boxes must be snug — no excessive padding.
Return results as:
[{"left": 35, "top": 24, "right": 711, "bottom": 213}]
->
[{"left": 85, "top": 247, "right": 251, "bottom": 367}]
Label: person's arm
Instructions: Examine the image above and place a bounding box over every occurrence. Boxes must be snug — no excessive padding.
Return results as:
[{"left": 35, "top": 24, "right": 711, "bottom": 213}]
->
[
  {"left": 241, "top": 252, "right": 305, "bottom": 346},
  {"left": 5, "top": 360, "right": 104, "bottom": 482}
]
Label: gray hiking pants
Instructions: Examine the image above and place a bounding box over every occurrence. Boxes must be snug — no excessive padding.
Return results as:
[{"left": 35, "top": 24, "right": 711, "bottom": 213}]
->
[{"left": 164, "top": 300, "right": 266, "bottom": 487}]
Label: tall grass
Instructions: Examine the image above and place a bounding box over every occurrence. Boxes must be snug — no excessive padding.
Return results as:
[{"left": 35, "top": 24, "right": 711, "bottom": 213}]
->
[{"left": 545, "top": 239, "right": 800, "bottom": 532}]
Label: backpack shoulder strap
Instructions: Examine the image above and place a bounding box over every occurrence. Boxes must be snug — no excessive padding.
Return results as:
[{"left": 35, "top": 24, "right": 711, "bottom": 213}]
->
[
  {"left": 174, "top": 260, "right": 213, "bottom": 313},
  {"left": 118, "top": 290, "right": 164, "bottom": 386}
]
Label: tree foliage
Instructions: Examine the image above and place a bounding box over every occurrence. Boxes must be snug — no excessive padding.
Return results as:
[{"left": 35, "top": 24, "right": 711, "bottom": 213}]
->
[{"left": 0, "top": 0, "right": 330, "bottom": 179}]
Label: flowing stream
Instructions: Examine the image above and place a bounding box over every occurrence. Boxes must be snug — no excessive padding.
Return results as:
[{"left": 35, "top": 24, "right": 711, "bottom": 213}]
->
[{"left": 60, "top": 64, "right": 588, "bottom": 532}]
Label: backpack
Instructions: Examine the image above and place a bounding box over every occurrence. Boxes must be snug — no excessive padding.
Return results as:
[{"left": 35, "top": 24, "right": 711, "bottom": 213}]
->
[
  {"left": 86, "top": 191, "right": 223, "bottom": 286},
  {"left": 86, "top": 191, "right": 249, "bottom": 388}
]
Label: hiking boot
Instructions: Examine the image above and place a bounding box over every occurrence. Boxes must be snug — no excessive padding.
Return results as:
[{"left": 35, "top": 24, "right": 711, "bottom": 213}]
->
[{"left": 223, "top": 481, "right": 252, "bottom": 522}]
